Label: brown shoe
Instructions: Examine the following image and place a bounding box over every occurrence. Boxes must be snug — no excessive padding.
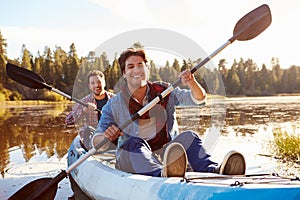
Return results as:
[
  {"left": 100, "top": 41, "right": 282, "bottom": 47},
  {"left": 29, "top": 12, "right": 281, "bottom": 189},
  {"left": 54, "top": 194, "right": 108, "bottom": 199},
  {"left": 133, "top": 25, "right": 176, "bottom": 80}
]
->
[
  {"left": 162, "top": 142, "right": 187, "bottom": 177},
  {"left": 218, "top": 150, "right": 246, "bottom": 175}
]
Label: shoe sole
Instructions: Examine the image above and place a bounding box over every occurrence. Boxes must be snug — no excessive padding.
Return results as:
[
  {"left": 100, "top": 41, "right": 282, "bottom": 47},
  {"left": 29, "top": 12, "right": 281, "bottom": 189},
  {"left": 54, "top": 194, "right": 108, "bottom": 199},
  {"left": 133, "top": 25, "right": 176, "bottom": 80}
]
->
[
  {"left": 163, "top": 143, "right": 187, "bottom": 177},
  {"left": 220, "top": 150, "right": 246, "bottom": 175}
]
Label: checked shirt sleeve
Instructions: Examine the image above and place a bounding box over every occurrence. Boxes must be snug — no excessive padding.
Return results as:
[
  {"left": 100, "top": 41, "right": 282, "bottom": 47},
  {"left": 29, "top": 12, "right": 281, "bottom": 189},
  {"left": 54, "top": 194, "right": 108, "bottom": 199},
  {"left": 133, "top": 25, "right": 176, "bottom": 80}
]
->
[{"left": 65, "top": 95, "right": 92, "bottom": 125}]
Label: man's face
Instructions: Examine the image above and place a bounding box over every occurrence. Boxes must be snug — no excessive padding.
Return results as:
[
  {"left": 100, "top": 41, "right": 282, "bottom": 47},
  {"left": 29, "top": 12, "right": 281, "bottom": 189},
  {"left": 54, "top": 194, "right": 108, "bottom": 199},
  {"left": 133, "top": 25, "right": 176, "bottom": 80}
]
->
[
  {"left": 88, "top": 75, "right": 105, "bottom": 96},
  {"left": 123, "top": 55, "right": 149, "bottom": 89}
]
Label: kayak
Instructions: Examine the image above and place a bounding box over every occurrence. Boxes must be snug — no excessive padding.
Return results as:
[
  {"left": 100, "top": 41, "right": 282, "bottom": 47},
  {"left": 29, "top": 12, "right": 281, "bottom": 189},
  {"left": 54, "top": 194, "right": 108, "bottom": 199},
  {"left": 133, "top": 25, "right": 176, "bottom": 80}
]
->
[{"left": 67, "top": 136, "right": 300, "bottom": 200}]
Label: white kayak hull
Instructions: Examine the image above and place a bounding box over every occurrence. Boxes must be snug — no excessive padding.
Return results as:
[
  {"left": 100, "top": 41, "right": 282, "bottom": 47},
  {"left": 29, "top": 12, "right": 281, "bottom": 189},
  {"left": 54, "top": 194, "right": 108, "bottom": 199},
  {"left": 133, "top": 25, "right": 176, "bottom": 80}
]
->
[{"left": 68, "top": 136, "right": 300, "bottom": 200}]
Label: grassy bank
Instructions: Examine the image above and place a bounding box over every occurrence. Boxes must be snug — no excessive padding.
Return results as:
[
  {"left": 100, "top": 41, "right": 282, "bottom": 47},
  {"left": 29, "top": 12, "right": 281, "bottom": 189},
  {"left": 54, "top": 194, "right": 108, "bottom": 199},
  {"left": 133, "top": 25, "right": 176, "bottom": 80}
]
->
[
  {"left": 0, "top": 100, "right": 73, "bottom": 106},
  {"left": 273, "top": 128, "right": 300, "bottom": 162}
]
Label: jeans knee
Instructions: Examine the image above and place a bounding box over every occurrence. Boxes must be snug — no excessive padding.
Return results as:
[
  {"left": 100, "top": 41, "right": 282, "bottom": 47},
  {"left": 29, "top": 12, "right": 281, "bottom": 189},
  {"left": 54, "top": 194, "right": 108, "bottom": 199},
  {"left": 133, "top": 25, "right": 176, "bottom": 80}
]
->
[
  {"left": 172, "top": 130, "right": 202, "bottom": 149},
  {"left": 121, "top": 136, "right": 151, "bottom": 153},
  {"left": 176, "top": 130, "right": 200, "bottom": 141},
  {"left": 182, "top": 130, "right": 198, "bottom": 138}
]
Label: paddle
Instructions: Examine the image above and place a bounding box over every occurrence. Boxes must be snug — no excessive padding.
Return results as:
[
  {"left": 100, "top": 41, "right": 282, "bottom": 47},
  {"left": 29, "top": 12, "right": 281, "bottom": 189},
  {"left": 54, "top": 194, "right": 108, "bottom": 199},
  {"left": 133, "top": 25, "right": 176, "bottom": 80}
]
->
[
  {"left": 7, "top": 4, "right": 271, "bottom": 200},
  {"left": 6, "top": 63, "right": 102, "bottom": 113}
]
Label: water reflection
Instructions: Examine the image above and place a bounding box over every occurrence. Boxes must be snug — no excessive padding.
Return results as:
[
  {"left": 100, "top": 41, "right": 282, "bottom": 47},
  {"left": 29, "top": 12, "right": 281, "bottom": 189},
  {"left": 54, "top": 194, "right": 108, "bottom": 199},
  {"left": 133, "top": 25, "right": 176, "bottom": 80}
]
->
[
  {"left": 0, "top": 96, "right": 299, "bottom": 178},
  {"left": 177, "top": 96, "right": 300, "bottom": 136},
  {"left": 0, "top": 103, "right": 77, "bottom": 177}
]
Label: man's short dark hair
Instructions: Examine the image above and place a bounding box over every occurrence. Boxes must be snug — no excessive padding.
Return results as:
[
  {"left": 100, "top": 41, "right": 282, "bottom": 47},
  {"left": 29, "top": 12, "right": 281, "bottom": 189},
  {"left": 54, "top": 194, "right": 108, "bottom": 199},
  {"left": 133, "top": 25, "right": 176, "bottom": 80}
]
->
[
  {"left": 118, "top": 48, "right": 148, "bottom": 73},
  {"left": 87, "top": 70, "right": 105, "bottom": 83}
]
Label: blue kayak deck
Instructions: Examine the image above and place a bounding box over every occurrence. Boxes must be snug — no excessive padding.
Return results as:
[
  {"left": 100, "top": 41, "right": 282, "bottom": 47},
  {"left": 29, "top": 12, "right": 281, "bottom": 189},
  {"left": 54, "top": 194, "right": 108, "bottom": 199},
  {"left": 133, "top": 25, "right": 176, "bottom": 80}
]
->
[{"left": 68, "top": 136, "right": 300, "bottom": 200}]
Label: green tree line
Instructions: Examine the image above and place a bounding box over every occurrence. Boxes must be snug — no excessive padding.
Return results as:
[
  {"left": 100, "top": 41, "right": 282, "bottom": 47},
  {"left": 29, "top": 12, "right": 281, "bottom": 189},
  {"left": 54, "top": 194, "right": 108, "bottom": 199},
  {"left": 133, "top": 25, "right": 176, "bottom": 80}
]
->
[{"left": 0, "top": 31, "right": 299, "bottom": 101}]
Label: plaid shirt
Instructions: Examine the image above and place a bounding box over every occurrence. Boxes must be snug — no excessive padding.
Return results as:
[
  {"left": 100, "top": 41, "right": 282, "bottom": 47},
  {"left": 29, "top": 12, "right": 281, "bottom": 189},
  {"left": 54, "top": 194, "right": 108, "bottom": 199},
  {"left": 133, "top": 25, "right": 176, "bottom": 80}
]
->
[
  {"left": 65, "top": 91, "right": 114, "bottom": 128},
  {"left": 96, "top": 84, "right": 206, "bottom": 150}
]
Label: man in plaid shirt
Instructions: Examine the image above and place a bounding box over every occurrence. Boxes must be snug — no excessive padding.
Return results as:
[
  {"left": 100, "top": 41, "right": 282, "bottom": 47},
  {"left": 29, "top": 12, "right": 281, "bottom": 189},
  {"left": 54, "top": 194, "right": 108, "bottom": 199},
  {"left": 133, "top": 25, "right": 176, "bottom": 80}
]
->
[{"left": 65, "top": 70, "right": 114, "bottom": 149}]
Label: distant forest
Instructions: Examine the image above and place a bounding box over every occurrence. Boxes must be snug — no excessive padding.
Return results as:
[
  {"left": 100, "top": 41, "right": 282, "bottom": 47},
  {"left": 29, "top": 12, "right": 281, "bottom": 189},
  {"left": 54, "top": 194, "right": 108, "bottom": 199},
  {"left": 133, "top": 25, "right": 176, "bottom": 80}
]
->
[{"left": 0, "top": 31, "right": 299, "bottom": 101}]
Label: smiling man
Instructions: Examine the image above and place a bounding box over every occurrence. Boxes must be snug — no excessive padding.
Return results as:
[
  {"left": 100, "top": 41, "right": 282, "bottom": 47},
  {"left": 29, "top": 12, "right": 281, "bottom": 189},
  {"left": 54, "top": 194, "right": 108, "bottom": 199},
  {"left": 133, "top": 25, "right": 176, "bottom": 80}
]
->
[
  {"left": 65, "top": 70, "right": 114, "bottom": 150},
  {"left": 92, "top": 48, "right": 246, "bottom": 178}
]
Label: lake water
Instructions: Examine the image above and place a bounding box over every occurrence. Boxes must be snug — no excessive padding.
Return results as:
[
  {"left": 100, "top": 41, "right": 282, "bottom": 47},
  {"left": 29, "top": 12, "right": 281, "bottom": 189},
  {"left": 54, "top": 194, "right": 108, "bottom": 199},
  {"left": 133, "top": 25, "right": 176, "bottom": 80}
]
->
[{"left": 0, "top": 96, "right": 299, "bottom": 199}]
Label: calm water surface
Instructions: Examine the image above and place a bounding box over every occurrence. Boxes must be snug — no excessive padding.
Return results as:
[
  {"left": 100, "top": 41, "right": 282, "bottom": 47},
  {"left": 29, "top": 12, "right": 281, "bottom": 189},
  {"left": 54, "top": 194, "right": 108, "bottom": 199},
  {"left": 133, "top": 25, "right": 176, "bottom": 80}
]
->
[
  {"left": 0, "top": 96, "right": 299, "bottom": 178},
  {"left": 0, "top": 103, "right": 77, "bottom": 177}
]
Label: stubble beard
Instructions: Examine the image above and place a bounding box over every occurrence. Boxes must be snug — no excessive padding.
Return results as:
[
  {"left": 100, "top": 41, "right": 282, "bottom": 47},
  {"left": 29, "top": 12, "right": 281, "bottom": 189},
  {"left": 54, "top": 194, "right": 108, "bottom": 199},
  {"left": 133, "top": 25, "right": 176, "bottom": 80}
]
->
[{"left": 93, "top": 88, "right": 103, "bottom": 97}]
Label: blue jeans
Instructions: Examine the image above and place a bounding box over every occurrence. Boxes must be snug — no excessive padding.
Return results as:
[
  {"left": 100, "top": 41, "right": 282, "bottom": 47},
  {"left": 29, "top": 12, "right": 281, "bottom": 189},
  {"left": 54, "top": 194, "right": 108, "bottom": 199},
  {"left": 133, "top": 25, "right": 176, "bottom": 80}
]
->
[{"left": 116, "top": 130, "right": 218, "bottom": 177}]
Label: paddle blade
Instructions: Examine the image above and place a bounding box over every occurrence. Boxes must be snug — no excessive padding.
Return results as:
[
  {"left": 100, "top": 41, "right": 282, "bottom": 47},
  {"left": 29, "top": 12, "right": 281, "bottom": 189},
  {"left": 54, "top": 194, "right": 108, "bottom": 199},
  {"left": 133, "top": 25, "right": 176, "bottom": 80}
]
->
[
  {"left": 8, "top": 178, "right": 58, "bottom": 200},
  {"left": 233, "top": 4, "right": 272, "bottom": 41},
  {"left": 6, "top": 63, "right": 51, "bottom": 90}
]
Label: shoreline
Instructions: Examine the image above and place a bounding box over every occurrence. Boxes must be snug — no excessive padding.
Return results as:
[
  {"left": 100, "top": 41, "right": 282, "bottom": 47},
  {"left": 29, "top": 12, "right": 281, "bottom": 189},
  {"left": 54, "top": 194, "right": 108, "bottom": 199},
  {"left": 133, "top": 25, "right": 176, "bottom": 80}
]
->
[
  {"left": 0, "top": 100, "right": 74, "bottom": 106},
  {"left": 1, "top": 94, "right": 300, "bottom": 105}
]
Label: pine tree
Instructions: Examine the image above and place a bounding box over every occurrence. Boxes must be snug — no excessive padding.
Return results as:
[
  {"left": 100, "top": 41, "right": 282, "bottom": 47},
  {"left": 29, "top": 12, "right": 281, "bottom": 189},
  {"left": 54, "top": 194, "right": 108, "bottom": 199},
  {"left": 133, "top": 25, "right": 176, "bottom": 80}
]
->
[
  {"left": 286, "top": 65, "right": 299, "bottom": 93},
  {"left": 236, "top": 58, "right": 246, "bottom": 95},
  {"left": 0, "top": 31, "right": 7, "bottom": 55},
  {"left": 108, "top": 55, "right": 121, "bottom": 90},
  {"left": 256, "top": 64, "right": 270, "bottom": 95},
  {"left": 53, "top": 46, "right": 67, "bottom": 89},
  {"left": 181, "top": 60, "right": 189, "bottom": 72},
  {"left": 271, "top": 57, "right": 282, "bottom": 94},
  {"left": 0, "top": 31, "right": 8, "bottom": 85},
  {"left": 101, "top": 52, "right": 110, "bottom": 70},
  {"left": 131, "top": 42, "right": 144, "bottom": 49},
  {"left": 218, "top": 59, "right": 228, "bottom": 91},
  {"left": 227, "top": 68, "right": 241, "bottom": 95},
  {"left": 172, "top": 58, "right": 181, "bottom": 72},
  {"left": 244, "top": 59, "right": 257, "bottom": 95},
  {"left": 21, "top": 44, "right": 32, "bottom": 70},
  {"left": 41, "top": 47, "right": 54, "bottom": 84},
  {"left": 65, "top": 43, "right": 80, "bottom": 94},
  {"left": 149, "top": 60, "right": 160, "bottom": 81}
]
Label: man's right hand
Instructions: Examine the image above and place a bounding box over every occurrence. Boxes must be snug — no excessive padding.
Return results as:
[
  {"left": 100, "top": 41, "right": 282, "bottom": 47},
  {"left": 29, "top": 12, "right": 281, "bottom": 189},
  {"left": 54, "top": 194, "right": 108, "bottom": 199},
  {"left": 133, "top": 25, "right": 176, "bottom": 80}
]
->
[
  {"left": 103, "top": 125, "right": 124, "bottom": 141},
  {"left": 92, "top": 133, "right": 110, "bottom": 152},
  {"left": 83, "top": 102, "right": 97, "bottom": 113}
]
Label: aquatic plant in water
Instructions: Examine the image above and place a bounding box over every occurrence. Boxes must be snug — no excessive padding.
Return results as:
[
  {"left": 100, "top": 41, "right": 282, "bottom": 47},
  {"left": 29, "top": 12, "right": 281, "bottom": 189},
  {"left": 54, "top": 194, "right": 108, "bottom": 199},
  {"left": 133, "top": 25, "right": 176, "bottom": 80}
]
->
[{"left": 273, "top": 127, "right": 300, "bottom": 162}]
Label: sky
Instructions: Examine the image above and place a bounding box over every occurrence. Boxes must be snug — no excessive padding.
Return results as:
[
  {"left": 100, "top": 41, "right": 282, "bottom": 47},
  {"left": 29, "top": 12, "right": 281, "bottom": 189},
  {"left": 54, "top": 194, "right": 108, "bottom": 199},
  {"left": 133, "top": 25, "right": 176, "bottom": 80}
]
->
[{"left": 1, "top": 0, "right": 300, "bottom": 69}]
